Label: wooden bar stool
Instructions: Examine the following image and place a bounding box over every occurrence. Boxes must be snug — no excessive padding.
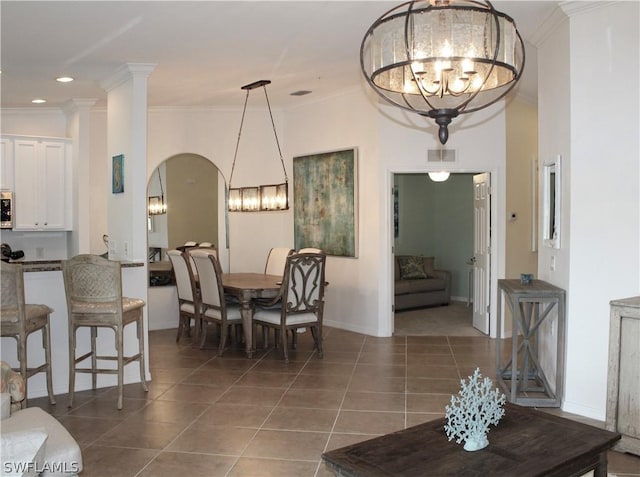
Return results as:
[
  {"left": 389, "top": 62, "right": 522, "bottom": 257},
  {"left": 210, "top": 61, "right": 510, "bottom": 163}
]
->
[
  {"left": 61, "top": 254, "right": 147, "bottom": 410},
  {"left": 0, "top": 261, "right": 56, "bottom": 408}
]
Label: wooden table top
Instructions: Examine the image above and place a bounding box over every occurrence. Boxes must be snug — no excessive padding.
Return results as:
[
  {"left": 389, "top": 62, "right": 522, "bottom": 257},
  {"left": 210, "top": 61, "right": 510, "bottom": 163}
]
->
[
  {"left": 498, "top": 278, "right": 565, "bottom": 296},
  {"left": 222, "top": 273, "right": 281, "bottom": 293},
  {"left": 322, "top": 403, "right": 620, "bottom": 477}
]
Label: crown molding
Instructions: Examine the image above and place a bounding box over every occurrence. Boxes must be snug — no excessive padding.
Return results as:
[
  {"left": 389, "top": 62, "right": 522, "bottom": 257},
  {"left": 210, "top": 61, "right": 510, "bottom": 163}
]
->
[
  {"left": 529, "top": 5, "right": 569, "bottom": 47},
  {"left": 559, "top": 1, "right": 617, "bottom": 18}
]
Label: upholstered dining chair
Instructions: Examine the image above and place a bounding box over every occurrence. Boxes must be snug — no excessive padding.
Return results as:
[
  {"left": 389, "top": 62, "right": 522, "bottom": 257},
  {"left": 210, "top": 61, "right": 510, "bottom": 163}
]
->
[
  {"left": 264, "top": 247, "right": 294, "bottom": 277},
  {"left": 254, "top": 252, "right": 327, "bottom": 362},
  {"left": 297, "top": 247, "right": 322, "bottom": 254},
  {"left": 0, "top": 261, "right": 56, "bottom": 408},
  {"left": 61, "top": 254, "right": 147, "bottom": 410},
  {"left": 167, "top": 249, "right": 201, "bottom": 342},
  {"left": 190, "top": 249, "right": 242, "bottom": 355}
]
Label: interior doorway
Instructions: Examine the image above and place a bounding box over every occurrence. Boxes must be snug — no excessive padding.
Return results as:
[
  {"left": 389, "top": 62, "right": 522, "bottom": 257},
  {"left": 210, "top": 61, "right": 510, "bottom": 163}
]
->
[
  {"left": 146, "top": 154, "right": 225, "bottom": 331},
  {"left": 392, "top": 172, "right": 490, "bottom": 336}
]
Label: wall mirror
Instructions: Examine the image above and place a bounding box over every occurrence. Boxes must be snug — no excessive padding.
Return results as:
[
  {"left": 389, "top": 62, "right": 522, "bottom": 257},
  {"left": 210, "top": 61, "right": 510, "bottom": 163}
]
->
[
  {"left": 147, "top": 154, "right": 222, "bottom": 262},
  {"left": 543, "top": 155, "right": 561, "bottom": 249}
]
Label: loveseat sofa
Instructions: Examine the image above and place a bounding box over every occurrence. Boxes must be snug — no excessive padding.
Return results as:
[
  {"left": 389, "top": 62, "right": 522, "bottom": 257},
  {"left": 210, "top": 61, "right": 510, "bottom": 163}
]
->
[{"left": 394, "top": 255, "right": 451, "bottom": 311}]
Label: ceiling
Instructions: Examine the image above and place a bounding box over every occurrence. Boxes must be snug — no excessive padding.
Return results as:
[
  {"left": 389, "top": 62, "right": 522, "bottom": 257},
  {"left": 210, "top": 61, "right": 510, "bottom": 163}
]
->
[{"left": 1, "top": 1, "right": 558, "bottom": 111}]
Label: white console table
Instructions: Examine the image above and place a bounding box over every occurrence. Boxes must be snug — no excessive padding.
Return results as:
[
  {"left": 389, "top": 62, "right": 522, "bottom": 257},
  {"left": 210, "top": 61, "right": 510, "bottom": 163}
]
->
[
  {"left": 496, "top": 279, "right": 566, "bottom": 407},
  {"left": 606, "top": 296, "right": 640, "bottom": 456}
]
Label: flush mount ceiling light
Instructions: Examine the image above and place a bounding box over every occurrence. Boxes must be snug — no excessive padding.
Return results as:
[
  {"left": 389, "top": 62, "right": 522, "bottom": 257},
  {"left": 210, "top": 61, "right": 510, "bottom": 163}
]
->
[
  {"left": 228, "top": 80, "right": 289, "bottom": 212},
  {"left": 56, "top": 76, "right": 74, "bottom": 83},
  {"left": 360, "top": 0, "right": 525, "bottom": 144},
  {"left": 428, "top": 171, "right": 450, "bottom": 182}
]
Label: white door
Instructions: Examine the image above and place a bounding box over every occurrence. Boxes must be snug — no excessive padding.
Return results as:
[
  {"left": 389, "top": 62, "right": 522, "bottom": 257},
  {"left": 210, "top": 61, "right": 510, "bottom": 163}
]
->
[{"left": 473, "top": 173, "right": 491, "bottom": 334}]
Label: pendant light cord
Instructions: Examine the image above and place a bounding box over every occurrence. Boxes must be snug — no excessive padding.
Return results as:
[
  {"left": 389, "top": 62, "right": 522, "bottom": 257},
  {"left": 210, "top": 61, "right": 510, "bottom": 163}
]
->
[
  {"left": 228, "top": 89, "right": 250, "bottom": 188},
  {"left": 228, "top": 83, "right": 288, "bottom": 187},
  {"left": 157, "top": 168, "right": 165, "bottom": 201},
  {"left": 262, "top": 85, "right": 288, "bottom": 183}
]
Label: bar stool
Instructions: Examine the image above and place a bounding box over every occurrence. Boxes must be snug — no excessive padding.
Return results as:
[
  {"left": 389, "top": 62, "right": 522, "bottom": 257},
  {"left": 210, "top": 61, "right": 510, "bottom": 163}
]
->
[
  {"left": 0, "top": 261, "right": 56, "bottom": 408},
  {"left": 61, "top": 254, "right": 147, "bottom": 410}
]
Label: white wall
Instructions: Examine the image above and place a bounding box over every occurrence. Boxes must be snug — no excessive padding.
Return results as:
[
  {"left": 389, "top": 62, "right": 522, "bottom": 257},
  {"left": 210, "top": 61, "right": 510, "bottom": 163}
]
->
[
  {"left": 286, "top": 88, "right": 382, "bottom": 336},
  {"left": 376, "top": 96, "right": 507, "bottom": 337},
  {"left": 538, "top": 2, "right": 640, "bottom": 420}
]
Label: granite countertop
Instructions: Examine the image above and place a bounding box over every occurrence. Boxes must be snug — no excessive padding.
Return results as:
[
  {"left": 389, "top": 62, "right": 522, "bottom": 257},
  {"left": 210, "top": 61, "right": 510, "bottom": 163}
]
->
[{"left": 7, "top": 259, "right": 144, "bottom": 272}]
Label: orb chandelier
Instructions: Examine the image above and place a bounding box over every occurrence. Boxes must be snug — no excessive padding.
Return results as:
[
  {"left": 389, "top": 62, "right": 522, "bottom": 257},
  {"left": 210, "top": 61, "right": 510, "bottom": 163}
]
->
[
  {"left": 360, "top": 0, "right": 525, "bottom": 144},
  {"left": 228, "top": 80, "right": 289, "bottom": 212}
]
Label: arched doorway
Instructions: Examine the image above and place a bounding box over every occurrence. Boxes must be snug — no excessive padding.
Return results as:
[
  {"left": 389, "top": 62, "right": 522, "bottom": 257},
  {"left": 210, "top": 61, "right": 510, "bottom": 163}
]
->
[{"left": 146, "top": 153, "right": 225, "bottom": 330}]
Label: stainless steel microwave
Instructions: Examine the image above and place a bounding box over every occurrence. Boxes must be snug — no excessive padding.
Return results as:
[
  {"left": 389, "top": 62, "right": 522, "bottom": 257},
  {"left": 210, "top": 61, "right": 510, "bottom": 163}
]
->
[{"left": 1, "top": 191, "right": 13, "bottom": 229}]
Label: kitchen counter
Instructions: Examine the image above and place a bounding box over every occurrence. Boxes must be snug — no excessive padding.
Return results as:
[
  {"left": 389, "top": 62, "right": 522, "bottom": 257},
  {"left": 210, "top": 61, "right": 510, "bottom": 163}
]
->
[{"left": 5, "top": 259, "right": 144, "bottom": 272}]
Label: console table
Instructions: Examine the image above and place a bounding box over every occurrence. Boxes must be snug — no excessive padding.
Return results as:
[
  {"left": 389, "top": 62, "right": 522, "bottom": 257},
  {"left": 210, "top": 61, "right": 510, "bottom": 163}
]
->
[
  {"left": 496, "top": 279, "right": 566, "bottom": 406},
  {"left": 606, "top": 296, "right": 640, "bottom": 455},
  {"left": 322, "top": 403, "right": 620, "bottom": 477}
]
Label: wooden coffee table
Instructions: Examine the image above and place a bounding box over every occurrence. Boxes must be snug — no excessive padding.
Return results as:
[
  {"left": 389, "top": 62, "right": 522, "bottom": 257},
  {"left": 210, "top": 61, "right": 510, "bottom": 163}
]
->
[{"left": 322, "top": 403, "right": 620, "bottom": 477}]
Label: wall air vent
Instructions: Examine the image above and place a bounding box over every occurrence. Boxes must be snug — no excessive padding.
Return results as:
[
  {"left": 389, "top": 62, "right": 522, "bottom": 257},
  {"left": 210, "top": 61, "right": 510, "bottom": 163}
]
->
[{"left": 428, "top": 149, "right": 456, "bottom": 162}]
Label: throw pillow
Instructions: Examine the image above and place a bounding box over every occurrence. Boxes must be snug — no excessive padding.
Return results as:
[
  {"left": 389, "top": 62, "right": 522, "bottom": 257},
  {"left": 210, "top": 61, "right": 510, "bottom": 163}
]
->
[{"left": 398, "top": 256, "right": 428, "bottom": 280}]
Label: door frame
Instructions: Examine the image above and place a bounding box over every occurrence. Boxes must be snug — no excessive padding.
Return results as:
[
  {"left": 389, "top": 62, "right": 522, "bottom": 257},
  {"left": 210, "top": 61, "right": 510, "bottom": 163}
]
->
[{"left": 387, "top": 168, "right": 504, "bottom": 338}]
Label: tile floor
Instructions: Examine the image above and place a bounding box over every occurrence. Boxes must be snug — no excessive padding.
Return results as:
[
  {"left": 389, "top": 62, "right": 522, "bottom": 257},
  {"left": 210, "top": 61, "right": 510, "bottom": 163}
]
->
[{"left": 30, "top": 326, "right": 640, "bottom": 476}]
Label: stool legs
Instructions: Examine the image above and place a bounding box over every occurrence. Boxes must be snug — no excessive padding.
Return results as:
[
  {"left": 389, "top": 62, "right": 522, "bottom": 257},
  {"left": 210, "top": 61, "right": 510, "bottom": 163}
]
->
[
  {"left": 42, "top": 322, "right": 56, "bottom": 405},
  {"left": 68, "top": 325, "right": 76, "bottom": 408},
  {"left": 68, "top": 321, "right": 148, "bottom": 410},
  {"left": 116, "top": 326, "right": 124, "bottom": 410},
  {"left": 9, "top": 324, "right": 56, "bottom": 409},
  {"left": 137, "top": 317, "right": 148, "bottom": 393},
  {"left": 18, "top": 333, "right": 28, "bottom": 409}
]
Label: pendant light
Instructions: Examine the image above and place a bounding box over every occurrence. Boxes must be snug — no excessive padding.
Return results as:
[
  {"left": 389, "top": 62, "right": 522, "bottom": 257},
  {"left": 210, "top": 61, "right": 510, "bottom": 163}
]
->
[
  {"left": 360, "top": 0, "right": 525, "bottom": 144},
  {"left": 148, "top": 168, "right": 167, "bottom": 215},
  {"left": 228, "top": 80, "right": 289, "bottom": 212}
]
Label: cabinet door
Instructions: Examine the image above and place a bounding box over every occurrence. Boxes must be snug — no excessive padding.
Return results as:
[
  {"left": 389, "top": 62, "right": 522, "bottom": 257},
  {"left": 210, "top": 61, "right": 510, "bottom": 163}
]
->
[
  {"left": 0, "top": 137, "right": 14, "bottom": 190},
  {"left": 13, "top": 139, "right": 40, "bottom": 230},
  {"left": 39, "top": 141, "right": 68, "bottom": 229},
  {"left": 13, "top": 138, "right": 71, "bottom": 231}
]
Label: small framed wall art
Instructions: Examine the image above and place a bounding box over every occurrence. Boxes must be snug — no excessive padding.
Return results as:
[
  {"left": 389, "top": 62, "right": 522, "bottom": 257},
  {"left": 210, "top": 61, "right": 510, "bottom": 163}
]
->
[{"left": 112, "top": 154, "right": 124, "bottom": 194}]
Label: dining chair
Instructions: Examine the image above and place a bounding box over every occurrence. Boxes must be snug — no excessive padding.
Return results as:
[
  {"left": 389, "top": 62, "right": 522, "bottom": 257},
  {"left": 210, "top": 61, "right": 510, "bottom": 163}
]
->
[
  {"left": 61, "top": 254, "right": 147, "bottom": 410},
  {"left": 190, "top": 249, "right": 242, "bottom": 355},
  {"left": 167, "top": 249, "right": 201, "bottom": 342},
  {"left": 0, "top": 261, "right": 56, "bottom": 408},
  {"left": 297, "top": 247, "right": 322, "bottom": 254},
  {"left": 264, "top": 247, "right": 294, "bottom": 276},
  {"left": 254, "top": 252, "right": 327, "bottom": 362}
]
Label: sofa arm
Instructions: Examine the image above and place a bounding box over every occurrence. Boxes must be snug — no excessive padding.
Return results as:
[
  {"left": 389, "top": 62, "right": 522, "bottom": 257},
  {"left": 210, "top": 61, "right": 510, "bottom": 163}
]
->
[{"left": 431, "top": 269, "right": 452, "bottom": 299}]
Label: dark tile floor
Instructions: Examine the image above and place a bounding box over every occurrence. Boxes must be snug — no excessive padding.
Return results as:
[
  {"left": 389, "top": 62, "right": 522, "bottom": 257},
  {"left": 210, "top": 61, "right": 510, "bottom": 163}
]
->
[{"left": 30, "top": 327, "right": 640, "bottom": 476}]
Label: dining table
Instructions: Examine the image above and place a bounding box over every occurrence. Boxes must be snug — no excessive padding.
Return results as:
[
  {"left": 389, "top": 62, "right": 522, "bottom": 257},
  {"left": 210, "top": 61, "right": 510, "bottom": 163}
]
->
[{"left": 222, "top": 272, "right": 281, "bottom": 358}]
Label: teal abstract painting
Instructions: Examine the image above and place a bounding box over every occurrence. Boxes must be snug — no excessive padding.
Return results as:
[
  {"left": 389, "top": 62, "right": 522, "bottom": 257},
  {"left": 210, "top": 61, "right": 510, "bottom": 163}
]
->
[{"left": 294, "top": 149, "right": 357, "bottom": 257}]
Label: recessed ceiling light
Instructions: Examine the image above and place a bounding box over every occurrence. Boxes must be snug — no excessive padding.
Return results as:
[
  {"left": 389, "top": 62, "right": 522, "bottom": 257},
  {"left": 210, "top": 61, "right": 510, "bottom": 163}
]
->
[
  {"left": 290, "top": 90, "right": 312, "bottom": 96},
  {"left": 56, "top": 76, "right": 74, "bottom": 83},
  {"left": 32, "top": 99, "right": 47, "bottom": 104}
]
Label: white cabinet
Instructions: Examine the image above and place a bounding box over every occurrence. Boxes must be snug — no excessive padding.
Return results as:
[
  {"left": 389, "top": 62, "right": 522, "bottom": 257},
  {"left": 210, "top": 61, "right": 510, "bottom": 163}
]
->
[
  {"left": 10, "top": 136, "right": 72, "bottom": 231},
  {"left": 606, "top": 296, "right": 640, "bottom": 456},
  {"left": 0, "top": 137, "right": 14, "bottom": 190}
]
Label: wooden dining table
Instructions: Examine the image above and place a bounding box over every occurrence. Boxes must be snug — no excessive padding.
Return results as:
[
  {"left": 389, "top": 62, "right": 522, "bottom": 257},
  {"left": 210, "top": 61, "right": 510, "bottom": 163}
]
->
[{"left": 222, "top": 272, "right": 281, "bottom": 358}]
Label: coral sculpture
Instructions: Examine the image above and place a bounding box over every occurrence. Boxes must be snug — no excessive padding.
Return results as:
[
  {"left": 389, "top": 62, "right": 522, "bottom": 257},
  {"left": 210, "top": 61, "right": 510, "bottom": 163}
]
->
[{"left": 444, "top": 368, "right": 506, "bottom": 451}]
